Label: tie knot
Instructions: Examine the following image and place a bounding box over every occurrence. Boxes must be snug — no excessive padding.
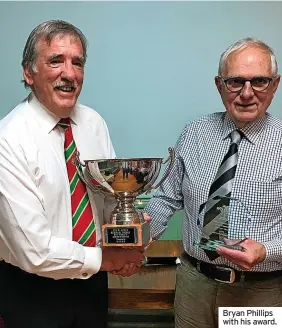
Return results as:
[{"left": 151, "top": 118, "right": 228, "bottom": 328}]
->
[
  {"left": 230, "top": 129, "right": 243, "bottom": 145},
  {"left": 57, "top": 117, "right": 71, "bottom": 130}
]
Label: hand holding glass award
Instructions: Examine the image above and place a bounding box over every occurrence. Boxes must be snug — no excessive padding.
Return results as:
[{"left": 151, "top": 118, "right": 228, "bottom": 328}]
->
[
  {"left": 74, "top": 148, "right": 174, "bottom": 247},
  {"left": 194, "top": 195, "right": 252, "bottom": 252}
]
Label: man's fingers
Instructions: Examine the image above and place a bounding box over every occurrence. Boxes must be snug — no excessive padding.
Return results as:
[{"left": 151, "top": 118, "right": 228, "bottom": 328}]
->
[
  {"left": 129, "top": 262, "right": 135, "bottom": 269},
  {"left": 110, "top": 262, "right": 141, "bottom": 277},
  {"left": 143, "top": 212, "right": 152, "bottom": 223}
]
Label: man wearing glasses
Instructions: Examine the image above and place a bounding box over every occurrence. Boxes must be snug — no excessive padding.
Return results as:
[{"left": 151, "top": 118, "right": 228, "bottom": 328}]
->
[{"left": 145, "top": 37, "right": 281, "bottom": 327}]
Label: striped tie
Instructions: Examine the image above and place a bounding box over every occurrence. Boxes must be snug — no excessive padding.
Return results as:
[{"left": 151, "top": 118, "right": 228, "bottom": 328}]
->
[
  {"left": 201, "top": 129, "right": 243, "bottom": 260},
  {"left": 58, "top": 118, "right": 96, "bottom": 247}
]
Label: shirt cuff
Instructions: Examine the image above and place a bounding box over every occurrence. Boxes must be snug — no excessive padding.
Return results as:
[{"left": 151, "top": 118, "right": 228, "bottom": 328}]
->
[
  {"left": 261, "top": 240, "right": 282, "bottom": 262},
  {"left": 76, "top": 246, "right": 102, "bottom": 279}
]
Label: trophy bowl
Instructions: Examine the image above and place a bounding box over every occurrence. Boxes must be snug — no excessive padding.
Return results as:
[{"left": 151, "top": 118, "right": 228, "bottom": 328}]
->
[{"left": 74, "top": 148, "right": 174, "bottom": 247}]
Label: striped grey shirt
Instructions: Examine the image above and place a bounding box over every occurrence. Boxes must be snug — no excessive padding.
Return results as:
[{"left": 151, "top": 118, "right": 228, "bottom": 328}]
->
[{"left": 145, "top": 112, "right": 282, "bottom": 272}]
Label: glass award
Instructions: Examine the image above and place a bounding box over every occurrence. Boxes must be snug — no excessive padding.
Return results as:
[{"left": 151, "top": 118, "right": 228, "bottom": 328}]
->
[{"left": 194, "top": 196, "right": 252, "bottom": 252}]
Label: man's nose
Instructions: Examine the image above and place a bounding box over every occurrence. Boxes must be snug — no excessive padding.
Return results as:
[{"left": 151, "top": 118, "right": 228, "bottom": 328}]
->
[
  {"left": 240, "top": 81, "right": 254, "bottom": 99},
  {"left": 61, "top": 61, "right": 76, "bottom": 81}
]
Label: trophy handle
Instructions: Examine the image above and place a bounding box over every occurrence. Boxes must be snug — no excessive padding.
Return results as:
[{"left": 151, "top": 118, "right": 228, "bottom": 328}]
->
[
  {"left": 73, "top": 152, "right": 112, "bottom": 195},
  {"left": 74, "top": 151, "right": 86, "bottom": 168},
  {"left": 145, "top": 147, "right": 175, "bottom": 193}
]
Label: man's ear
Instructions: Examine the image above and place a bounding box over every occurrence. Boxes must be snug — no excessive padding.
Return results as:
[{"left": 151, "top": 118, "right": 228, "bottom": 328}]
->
[
  {"left": 215, "top": 76, "right": 223, "bottom": 94},
  {"left": 272, "top": 75, "right": 281, "bottom": 95},
  {"left": 23, "top": 66, "right": 35, "bottom": 87}
]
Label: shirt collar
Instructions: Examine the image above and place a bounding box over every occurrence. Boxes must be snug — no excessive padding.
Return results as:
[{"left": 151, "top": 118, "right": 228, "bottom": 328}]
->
[
  {"left": 28, "top": 93, "right": 78, "bottom": 134},
  {"left": 222, "top": 112, "right": 269, "bottom": 144}
]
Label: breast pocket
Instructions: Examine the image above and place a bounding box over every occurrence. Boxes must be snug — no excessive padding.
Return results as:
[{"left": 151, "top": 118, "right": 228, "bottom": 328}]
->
[{"left": 240, "top": 179, "right": 282, "bottom": 242}]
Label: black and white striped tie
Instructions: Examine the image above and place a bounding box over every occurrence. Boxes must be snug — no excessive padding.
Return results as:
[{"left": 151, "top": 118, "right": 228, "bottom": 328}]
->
[{"left": 201, "top": 129, "right": 243, "bottom": 260}]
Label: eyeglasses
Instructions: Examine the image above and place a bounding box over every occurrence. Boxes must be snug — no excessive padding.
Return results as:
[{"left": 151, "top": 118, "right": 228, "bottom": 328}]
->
[{"left": 220, "top": 76, "right": 275, "bottom": 93}]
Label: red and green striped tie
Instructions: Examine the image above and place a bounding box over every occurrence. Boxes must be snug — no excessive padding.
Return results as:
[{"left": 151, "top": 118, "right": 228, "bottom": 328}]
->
[{"left": 58, "top": 118, "right": 96, "bottom": 247}]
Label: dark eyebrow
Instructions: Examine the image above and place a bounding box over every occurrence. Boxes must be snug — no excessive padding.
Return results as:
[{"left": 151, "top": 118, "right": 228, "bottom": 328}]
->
[
  {"left": 225, "top": 76, "right": 245, "bottom": 79},
  {"left": 225, "top": 75, "right": 270, "bottom": 80},
  {"left": 47, "top": 54, "right": 86, "bottom": 65},
  {"left": 47, "top": 53, "right": 62, "bottom": 61},
  {"left": 73, "top": 56, "right": 86, "bottom": 65}
]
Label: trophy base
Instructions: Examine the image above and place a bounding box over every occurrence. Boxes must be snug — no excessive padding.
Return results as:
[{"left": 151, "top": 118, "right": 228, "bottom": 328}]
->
[
  {"left": 102, "top": 221, "right": 150, "bottom": 247},
  {"left": 194, "top": 240, "right": 244, "bottom": 252}
]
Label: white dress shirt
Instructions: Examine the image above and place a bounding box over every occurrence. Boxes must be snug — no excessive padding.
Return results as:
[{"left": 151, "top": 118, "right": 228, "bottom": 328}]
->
[{"left": 0, "top": 93, "right": 116, "bottom": 279}]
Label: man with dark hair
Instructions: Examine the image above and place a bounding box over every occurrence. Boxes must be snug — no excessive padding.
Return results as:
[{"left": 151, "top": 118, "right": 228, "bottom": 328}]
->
[{"left": 0, "top": 20, "right": 144, "bottom": 328}]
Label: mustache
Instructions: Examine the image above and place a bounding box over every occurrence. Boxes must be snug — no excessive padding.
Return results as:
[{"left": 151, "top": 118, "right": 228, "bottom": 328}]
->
[{"left": 54, "top": 81, "right": 78, "bottom": 88}]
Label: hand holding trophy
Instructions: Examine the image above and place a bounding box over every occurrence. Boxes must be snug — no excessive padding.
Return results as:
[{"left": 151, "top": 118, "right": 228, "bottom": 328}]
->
[{"left": 74, "top": 148, "right": 174, "bottom": 247}]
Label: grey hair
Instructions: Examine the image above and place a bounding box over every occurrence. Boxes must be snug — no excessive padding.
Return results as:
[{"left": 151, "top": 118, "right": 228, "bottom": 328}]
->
[
  {"left": 22, "top": 20, "right": 88, "bottom": 88},
  {"left": 218, "top": 37, "right": 278, "bottom": 76}
]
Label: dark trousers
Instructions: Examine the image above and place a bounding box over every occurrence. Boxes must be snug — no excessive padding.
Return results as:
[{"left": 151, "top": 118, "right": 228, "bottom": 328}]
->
[
  {"left": 0, "top": 261, "right": 108, "bottom": 328},
  {"left": 175, "top": 255, "right": 282, "bottom": 328}
]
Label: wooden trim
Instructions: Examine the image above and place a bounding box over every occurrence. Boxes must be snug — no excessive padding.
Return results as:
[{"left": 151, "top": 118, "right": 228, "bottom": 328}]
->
[
  {"left": 109, "top": 289, "right": 175, "bottom": 309},
  {"left": 145, "top": 240, "right": 183, "bottom": 257}
]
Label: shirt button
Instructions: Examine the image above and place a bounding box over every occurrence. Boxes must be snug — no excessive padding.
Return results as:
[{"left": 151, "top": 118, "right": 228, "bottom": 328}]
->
[{"left": 82, "top": 272, "right": 88, "bottom": 277}]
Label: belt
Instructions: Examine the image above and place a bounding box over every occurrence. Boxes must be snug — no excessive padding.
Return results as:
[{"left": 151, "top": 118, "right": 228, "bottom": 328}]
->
[{"left": 183, "top": 253, "right": 282, "bottom": 284}]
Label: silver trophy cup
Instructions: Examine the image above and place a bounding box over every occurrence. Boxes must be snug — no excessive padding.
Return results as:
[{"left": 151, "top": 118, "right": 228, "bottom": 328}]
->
[{"left": 74, "top": 148, "right": 174, "bottom": 247}]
